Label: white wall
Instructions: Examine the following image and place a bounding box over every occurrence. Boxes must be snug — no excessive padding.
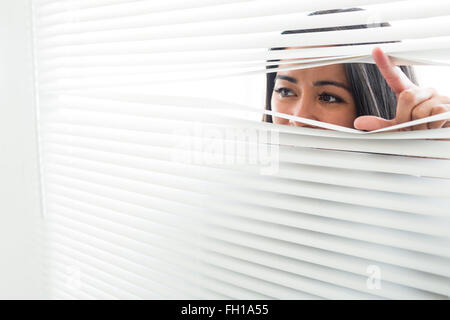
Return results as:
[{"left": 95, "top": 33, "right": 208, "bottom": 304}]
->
[{"left": 0, "top": 0, "right": 43, "bottom": 299}]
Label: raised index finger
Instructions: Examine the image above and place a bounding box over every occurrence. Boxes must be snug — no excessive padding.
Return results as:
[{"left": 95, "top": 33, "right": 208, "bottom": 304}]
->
[{"left": 372, "top": 47, "right": 417, "bottom": 95}]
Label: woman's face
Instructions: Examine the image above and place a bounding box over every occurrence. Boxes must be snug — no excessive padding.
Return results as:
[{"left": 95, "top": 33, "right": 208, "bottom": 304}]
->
[{"left": 271, "top": 63, "right": 357, "bottom": 128}]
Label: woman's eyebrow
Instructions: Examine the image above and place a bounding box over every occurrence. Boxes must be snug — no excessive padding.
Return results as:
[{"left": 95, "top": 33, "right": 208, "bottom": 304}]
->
[
  {"left": 275, "top": 75, "right": 297, "bottom": 84},
  {"left": 275, "top": 75, "right": 352, "bottom": 93},
  {"left": 314, "top": 80, "right": 352, "bottom": 93}
]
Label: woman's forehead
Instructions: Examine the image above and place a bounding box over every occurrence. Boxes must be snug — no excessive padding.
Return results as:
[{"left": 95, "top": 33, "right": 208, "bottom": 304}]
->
[{"left": 276, "top": 64, "right": 348, "bottom": 84}]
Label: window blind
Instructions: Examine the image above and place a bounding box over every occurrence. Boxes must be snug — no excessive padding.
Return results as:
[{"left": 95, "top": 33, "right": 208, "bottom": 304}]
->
[{"left": 33, "top": 0, "right": 450, "bottom": 299}]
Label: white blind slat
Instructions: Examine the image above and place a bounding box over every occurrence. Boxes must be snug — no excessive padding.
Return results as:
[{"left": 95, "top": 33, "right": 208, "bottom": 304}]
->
[
  {"left": 45, "top": 190, "right": 450, "bottom": 297},
  {"left": 33, "top": 0, "right": 450, "bottom": 300},
  {"left": 44, "top": 173, "right": 450, "bottom": 278}
]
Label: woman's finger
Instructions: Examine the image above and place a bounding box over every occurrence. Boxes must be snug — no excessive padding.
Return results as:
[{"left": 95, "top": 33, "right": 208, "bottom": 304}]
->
[
  {"left": 409, "top": 99, "right": 449, "bottom": 130},
  {"left": 354, "top": 88, "right": 436, "bottom": 131},
  {"left": 410, "top": 101, "right": 434, "bottom": 131},
  {"left": 372, "top": 47, "right": 417, "bottom": 95},
  {"left": 428, "top": 104, "right": 450, "bottom": 129},
  {"left": 395, "top": 87, "right": 435, "bottom": 129},
  {"left": 353, "top": 115, "right": 395, "bottom": 131}
]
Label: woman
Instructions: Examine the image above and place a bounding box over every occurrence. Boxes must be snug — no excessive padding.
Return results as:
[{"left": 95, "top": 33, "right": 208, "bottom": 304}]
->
[{"left": 264, "top": 12, "right": 450, "bottom": 131}]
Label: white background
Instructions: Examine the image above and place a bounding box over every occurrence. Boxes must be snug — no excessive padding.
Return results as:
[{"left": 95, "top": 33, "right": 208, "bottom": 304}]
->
[{"left": 0, "top": 0, "right": 43, "bottom": 299}]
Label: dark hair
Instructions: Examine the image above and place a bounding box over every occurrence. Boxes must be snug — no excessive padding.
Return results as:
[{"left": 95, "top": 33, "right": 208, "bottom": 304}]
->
[{"left": 263, "top": 8, "right": 418, "bottom": 123}]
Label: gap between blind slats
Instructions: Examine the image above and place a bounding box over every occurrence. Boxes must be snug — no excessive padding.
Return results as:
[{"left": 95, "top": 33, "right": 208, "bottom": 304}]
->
[{"left": 40, "top": 95, "right": 450, "bottom": 140}]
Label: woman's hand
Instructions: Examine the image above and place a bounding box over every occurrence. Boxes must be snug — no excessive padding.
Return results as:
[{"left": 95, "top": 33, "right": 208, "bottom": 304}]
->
[{"left": 354, "top": 47, "right": 450, "bottom": 131}]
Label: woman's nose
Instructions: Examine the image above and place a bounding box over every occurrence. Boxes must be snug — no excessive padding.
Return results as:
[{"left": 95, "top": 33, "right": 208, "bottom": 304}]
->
[{"left": 289, "top": 98, "right": 318, "bottom": 127}]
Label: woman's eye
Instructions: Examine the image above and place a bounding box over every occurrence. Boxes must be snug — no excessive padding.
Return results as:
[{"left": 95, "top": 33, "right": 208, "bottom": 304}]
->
[
  {"left": 274, "top": 87, "right": 296, "bottom": 98},
  {"left": 318, "top": 92, "right": 343, "bottom": 104}
]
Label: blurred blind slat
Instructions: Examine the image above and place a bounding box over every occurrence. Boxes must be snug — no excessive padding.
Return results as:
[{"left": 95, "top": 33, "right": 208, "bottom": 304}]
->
[{"left": 33, "top": 0, "right": 450, "bottom": 299}]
